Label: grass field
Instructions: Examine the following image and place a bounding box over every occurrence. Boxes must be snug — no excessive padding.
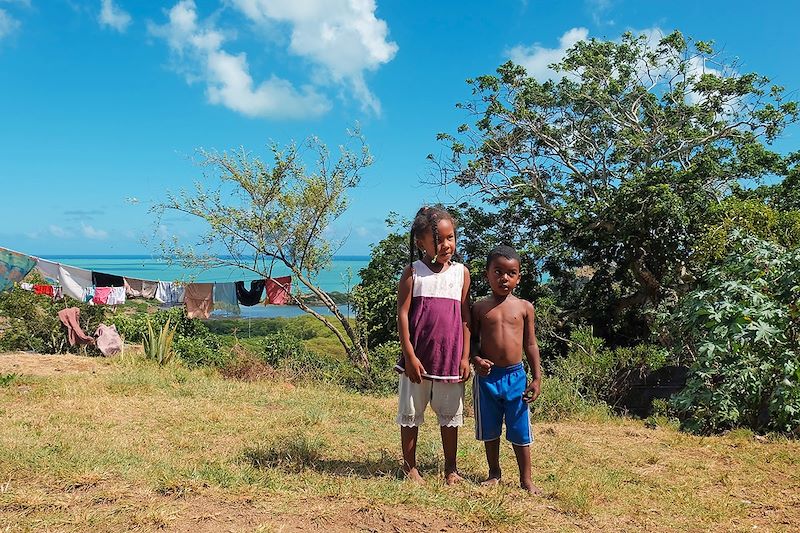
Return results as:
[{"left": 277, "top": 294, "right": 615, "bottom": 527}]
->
[{"left": 1, "top": 353, "right": 799, "bottom": 532}]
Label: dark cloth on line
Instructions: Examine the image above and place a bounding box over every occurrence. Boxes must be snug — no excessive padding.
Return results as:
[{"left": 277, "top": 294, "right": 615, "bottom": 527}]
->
[
  {"left": 92, "top": 271, "right": 124, "bottom": 287},
  {"left": 235, "top": 280, "right": 265, "bottom": 306},
  {"left": 58, "top": 307, "right": 95, "bottom": 346}
]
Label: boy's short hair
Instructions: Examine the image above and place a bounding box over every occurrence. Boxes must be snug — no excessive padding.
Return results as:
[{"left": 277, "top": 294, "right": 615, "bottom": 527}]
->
[{"left": 486, "top": 244, "right": 521, "bottom": 267}]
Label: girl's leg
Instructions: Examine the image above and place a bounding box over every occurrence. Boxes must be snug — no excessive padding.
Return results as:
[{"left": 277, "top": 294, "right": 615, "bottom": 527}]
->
[
  {"left": 401, "top": 426, "right": 424, "bottom": 483},
  {"left": 440, "top": 425, "right": 462, "bottom": 485}
]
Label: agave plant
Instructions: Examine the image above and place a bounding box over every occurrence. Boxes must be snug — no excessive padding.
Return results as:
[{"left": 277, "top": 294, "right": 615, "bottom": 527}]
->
[{"left": 143, "top": 316, "right": 177, "bottom": 365}]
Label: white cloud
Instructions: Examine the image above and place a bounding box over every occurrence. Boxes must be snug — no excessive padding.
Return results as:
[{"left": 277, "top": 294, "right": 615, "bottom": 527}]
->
[
  {"left": 507, "top": 27, "right": 589, "bottom": 81},
  {"left": 81, "top": 223, "right": 109, "bottom": 240},
  {"left": 0, "top": 8, "right": 20, "bottom": 40},
  {"left": 99, "top": 0, "right": 132, "bottom": 32},
  {"left": 228, "top": 0, "right": 398, "bottom": 115},
  {"left": 49, "top": 225, "right": 72, "bottom": 239},
  {"left": 586, "top": 0, "right": 615, "bottom": 26},
  {"left": 149, "top": 0, "right": 330, "bottom": 119}
]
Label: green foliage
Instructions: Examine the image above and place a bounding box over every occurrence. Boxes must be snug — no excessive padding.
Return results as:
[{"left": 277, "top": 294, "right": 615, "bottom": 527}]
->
[
  {"left": 528, "top": 376, "right": 611, "bottom": 422},
  {"left": 154, "top": 132, "right": 373, "bottom": 367},
  {"left": 143, "top": 317, "right": 177, "bottom": 365},
  {"left": 662, "top": 234, "right": 800, "bottom": 434},
  {"left": 550, "top": 327, "right": 668, "bottom": 407},
  {"left": 0, "top": 373, "right": 18, "bottom": 387},
  {"left": 437, "top": 30, "right": 799, "bottom": 344},
  {"left": 351, "top": 214, "right": 408, "bottom": 349},
  {"left": 109, "top": 307, "right": 223, "bottom": 368},
  {"left": 0, "top": 288, "right": 106, "bottom": 354}
]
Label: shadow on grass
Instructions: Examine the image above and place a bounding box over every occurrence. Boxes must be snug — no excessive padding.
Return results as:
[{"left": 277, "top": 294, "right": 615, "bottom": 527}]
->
[{"left": 240, "top": 438, "right": 443, "bottom": 480}]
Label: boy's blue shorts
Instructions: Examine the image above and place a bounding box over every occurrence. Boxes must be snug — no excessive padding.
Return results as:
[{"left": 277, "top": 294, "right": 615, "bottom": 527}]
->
[{"left": 473, "top": 362, "right": 533, "bottom": 446}]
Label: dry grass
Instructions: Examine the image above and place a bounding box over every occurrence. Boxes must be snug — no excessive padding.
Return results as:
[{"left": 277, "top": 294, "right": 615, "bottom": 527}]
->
[{"left": 0, "top": 352, "right": 799, "bottom": 532}]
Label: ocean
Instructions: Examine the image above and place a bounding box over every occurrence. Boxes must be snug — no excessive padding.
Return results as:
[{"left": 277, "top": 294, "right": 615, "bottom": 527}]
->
[{"left": 38, "top": 255, "right": 370, "bottom": 319}]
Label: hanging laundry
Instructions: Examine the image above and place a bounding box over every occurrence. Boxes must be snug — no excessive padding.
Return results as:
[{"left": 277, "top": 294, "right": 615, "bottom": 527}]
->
[
  {"left": 184, "top": 283, "right": 214, "bottom": 319},
  {"left": 57, "top": 307, "right": 95, "bottom": 346},
  {"left": 53, "top": 286, "right": 64, "bottom": 301},
  {"left": 213, "top": 282, "right": 240, "bottom": 315},
  {"left": 265, "top": 276, "right": 292, "bottom": 305},
  {"left": 83, "top": 287, "right": 96, "bottom": 303},
  {"left": 106, "top": 286, "right": 126, "bottom": 306},
  {"left": 124, "top": 277, "right": 158, "bottom": 299},
  {"left": 20, "top": 282, "right": 33, "bottom": 291},
  {"left": 95, "top": 324, "right": 122, "bottom": 355},
  {"left": 155, "top": 281, "right": 184, "bottom": 306},
  {"left": 235, "top": 279, "right": 265, "bottom": 306},
  {"left": 33, "top": 284, "right": 54, "bottom": 298},
  {"left": 0, "top": 247, "right": 37, "bottom": 293},
  {"left": 93, "top": 287, "right": 112, "bottom": 305},
  {"left": 36, "top": 259, "right": 93, "bottom": 301},
  {"left": 92, "top": 272, "right": 125, "bottom": 287}
]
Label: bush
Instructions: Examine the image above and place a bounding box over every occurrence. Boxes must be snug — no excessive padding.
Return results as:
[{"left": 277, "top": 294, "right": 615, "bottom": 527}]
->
[
  {"left": 109, "top": 307, "right": 223, "bottom": 368},
  {"left": 529, "top": 375, "right": 611, "bottom": 421},
  {"left": 662, "top": 234, "right": 800, "bottom": 435},
  {"left": 0, "top": 288, "right": 106, "bottom": 354},
  {"left": 550, "top": 326, "right": 668, "bottom": 407}
]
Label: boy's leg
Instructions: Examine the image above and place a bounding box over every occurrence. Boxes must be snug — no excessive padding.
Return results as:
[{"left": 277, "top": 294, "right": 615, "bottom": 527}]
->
[
  {"left": 512, "top": 444, "right": 541, "bottom": 494},
  {"left": 401, "top": 426, "right": 423, "bottom": 483},
  {"left": 482, "top": 438, "right": 502, "bottom": 486}
]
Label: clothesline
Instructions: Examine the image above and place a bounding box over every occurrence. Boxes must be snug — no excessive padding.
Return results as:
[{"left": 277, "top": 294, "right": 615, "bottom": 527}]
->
[{"left": 1, "top": 246, "right": 293, "bottom": 319}]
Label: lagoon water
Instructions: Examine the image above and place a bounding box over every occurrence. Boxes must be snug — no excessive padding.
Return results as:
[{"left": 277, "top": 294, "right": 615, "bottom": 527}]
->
[{"left": 39, "top": 255, "right": 369, "bottom": 319}]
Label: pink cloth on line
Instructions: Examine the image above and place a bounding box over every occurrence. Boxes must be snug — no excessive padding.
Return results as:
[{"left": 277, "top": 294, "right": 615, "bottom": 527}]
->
[
  {"left": 95, "top": 324, "right": 122, "bottom": 356},
  {"left": 265, "top": 276, "right": 292, "bottom": 305},
  {"left": 93, "top": 287, "right": 112, "bottom": 305},
  {"left": 57, "top": 307, "right": 95, "bottom": 346},
  {"left": 185, "top": 283, "right": 214, "bottom": 319}
]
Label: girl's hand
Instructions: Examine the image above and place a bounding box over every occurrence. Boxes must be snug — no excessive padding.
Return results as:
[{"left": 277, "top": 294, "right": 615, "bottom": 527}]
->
[
  {"left": 473, "top": 356, "right": 494, "bottom": 376},
  {"left": 459, "top": 358, "right": 471, "bottom": 382},
  {"left": 405, "top": 354, "right": 426, "bottom": 384}
]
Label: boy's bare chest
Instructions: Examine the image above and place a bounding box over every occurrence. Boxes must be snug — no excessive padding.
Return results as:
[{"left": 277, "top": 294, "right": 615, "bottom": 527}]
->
[{"left": 481, "top": 306, "right": 524, "bottom": 331}]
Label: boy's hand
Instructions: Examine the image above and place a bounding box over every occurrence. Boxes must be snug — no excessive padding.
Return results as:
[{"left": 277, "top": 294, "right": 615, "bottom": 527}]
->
[
  {"left": 404, "top": 355, "right": 426, "bottom": 384},
  {"left": 473, "top": 356, "right": 494, "bottom": 376},
  {"left": 523, "top": 378, "right": 541, "bottom": 403},
  {"left": 459, "top": 358, "right": 471, "bottom": 382}
]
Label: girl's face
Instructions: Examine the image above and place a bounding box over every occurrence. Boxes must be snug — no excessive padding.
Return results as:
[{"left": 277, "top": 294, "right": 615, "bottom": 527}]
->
[{"left": 416, "top": 218, "right": 456, "bottom": 265}]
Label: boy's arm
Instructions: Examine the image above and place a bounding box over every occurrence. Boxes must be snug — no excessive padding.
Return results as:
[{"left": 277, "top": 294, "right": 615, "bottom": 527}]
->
[
  {"left": 397, "top": 265, "right": 425, "bottom": 383},
  {"left": 522, "top": 300, "right": 542, "bottom": 402},
  {"left": 470, "top": 301, "right": 493, "bottom": 376},
  {"left": 459, "top": 267, "right": 472, "bottom": 381}
]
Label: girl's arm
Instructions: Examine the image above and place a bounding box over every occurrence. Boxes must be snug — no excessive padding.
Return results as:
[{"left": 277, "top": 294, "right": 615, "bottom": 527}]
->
[
  {"left": 397, "top": 265, "right": 425, "bottom": 383},
  {"left": 459, "top": 266, "right": 472, "bottom": 381}
]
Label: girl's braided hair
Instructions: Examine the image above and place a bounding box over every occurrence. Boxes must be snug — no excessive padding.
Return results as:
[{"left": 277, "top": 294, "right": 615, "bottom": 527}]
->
[{"left": 409, "top": 205, "right": 457, "bottom": 266}]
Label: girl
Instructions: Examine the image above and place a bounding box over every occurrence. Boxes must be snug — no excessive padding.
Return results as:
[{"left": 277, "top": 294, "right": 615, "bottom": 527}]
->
[{"left": 396, "top": 205, "right": 471, "bottom": 484}]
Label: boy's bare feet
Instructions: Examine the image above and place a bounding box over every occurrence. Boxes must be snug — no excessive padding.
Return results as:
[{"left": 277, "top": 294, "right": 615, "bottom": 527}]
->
[
  {"left": 445, "top": 471, "right": 463, "bottom": 485},
  {"left": 521, "top": 481, "right": 542, "bottom": 495},
  {"left": 404, "top": 467, "right": 425, "bottom": 484},
  {"left": 480, "top": 470, "right": 502, "bottom": 486}
]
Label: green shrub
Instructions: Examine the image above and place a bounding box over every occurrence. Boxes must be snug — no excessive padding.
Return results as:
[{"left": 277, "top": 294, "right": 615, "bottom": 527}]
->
[
  {"left": 143, "top": 318, "right": 177, "bottom": 365},
  {"left": 109, "top": 307, "right": 223, "bottom": 368},
  {"left": 662, "top": 234, "right": 800, "bottom": 435},
  {"left": 0, "top": 288, "right": 106, "bottom": 354},
  {"left": 529, "top": 376, "right": 610, "bottom": 421},
  {"left": 364, "top": 341, "right": 401, "bottom": 395},
  {"left": 550, "top": 326, "right": 668, "bottom": 406}
]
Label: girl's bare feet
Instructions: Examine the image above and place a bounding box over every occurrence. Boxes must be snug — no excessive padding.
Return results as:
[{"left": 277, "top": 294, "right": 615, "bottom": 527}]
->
[
  {"left": 521, "top": 480, "right": 542, "bottom": 495},
  {"left": 405, "top": 467, "right": 425, "bottom": 484},
  {"left": 445, "top": 471, "right": 463, "bottom": 485}
]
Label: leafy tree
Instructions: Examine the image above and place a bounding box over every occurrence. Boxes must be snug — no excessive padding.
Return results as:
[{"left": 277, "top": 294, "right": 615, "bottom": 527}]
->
[
  {"left": 154, "top": 133, "right": 373, "bottom": 368},
  {"left": 434, "top": 30, "right": 798, "bottom": 343},
  {"left": 662, "top": 234, "right": 800, "bottom": 434}
]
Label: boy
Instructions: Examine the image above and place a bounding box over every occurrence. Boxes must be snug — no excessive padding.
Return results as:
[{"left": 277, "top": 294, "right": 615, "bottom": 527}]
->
[{"left": 471, "top": 244, "right": 542, "bottom": 494}]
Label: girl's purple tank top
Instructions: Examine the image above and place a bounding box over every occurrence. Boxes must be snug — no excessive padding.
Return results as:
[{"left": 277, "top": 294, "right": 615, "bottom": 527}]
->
[{"left": 396, "top": 260, "right": 465, "bottom": 383}]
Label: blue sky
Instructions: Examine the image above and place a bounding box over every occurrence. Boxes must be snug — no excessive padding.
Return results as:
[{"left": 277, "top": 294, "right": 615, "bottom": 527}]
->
[{"left": 1, "top": 0, "right": 798, "bottom": 256}]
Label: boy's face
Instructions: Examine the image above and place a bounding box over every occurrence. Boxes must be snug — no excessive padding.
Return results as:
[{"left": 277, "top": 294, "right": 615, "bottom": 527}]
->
[
  {"left": 486, "top": 255, "right": 521, "bottom": 296},
  {"left": 416, "top": 218, "right": 456, "bottom": 265}
]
